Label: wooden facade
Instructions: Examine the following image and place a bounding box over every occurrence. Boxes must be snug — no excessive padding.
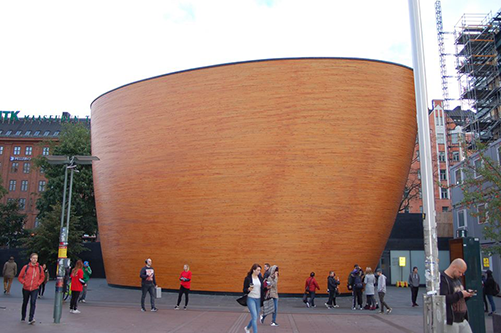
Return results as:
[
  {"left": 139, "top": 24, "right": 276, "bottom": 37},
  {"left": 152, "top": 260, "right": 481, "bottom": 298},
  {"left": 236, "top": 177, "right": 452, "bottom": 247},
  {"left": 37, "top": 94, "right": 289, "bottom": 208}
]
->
[{"left": 91, "top": 58, "right": 417, "bottom": 293}]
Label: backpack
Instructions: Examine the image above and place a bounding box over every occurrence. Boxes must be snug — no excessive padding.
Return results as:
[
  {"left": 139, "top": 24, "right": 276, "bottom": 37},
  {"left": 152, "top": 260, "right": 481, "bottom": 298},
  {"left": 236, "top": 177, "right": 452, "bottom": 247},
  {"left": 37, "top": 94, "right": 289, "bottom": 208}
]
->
[
  {"left": 353, "top": 274, "right": 363, "bottom": 289},
  {"left": 22, "top": 264, "right": 42, "bottom": 277},
  {"left": 495, "top": 282, "right": 500, "bottom": 295}
]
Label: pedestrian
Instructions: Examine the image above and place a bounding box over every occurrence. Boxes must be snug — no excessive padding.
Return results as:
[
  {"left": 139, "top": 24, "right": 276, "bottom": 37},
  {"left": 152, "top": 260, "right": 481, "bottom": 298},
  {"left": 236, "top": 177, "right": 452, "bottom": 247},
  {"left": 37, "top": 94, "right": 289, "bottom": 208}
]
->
[
  {"left": 304, "top": 272, "right": 320, "bottom": 308},
  {"left": 243, "top": 263, "right": 264, "bottom": 333},
  {"left": 175, "top": 264, "right": 192, "bottom": 310},
  {"left": 139, "top": 258, "right": 158, "bottom": 312},
  {"left": 376, "top": 268, "right": 392, "bottom": 314},
  {"left": 3, "top": 256, "right": 17, "bottom": 294},
  {"left": 408, "top": 266, "right": 420, "bottom": 307},
  {"left": 325, "top": 271, "right": 340, "bottom": 309},
  {"left": 78, "top": 261, "right": 92, "bottom": 303},
  {"left": 364, "top": 267, "right": 376, "bottom": 310},
  {"left": 18, "top": 253, "right": 45, "bottom": 324},
  {"left": 349, "top": 265, "right": 364, "bottom": 310},
  {"left": 440, "top": 258, "right": 475, "bottom": 331},
  {"left": 482, "top": 272, "right": 489, "bottom": 313},
  {"left": 69, "top": 260, "right": 86, "bottom": 314},
  {"left": 262, "top": 263, "right": 271, "bottom": 279},
  {"left": 260, "top": 265, "right": 279, "bottom": 326},
  {"left": 38, "top": 264, "right": 49, "bottom": 298},
  {"left": 484, "top": 270, "right": 498, "bottom": 316}
]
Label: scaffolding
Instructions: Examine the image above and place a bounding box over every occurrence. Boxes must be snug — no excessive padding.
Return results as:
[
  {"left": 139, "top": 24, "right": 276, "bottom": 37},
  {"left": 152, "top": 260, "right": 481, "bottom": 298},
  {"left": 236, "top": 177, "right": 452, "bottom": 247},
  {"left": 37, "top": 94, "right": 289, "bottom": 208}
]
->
[{"left": 454, "top": 9, "right": 501, "bottom": 143}]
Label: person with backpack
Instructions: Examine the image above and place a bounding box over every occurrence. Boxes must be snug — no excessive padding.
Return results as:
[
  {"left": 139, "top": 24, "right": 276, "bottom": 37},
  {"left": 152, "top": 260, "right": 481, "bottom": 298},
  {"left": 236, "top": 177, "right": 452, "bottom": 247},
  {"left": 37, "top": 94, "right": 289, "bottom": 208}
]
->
[
  {"left": 78, "top": 261, "right": 92, "bottom": 303},
  {"left": 38, "top": 264, "right": 49, "bottom": 298},
  {"left": 18, "top": 253, "right": 45, "bottom": 324},
  {"left": 139, "top": 258, "right": 158, "bottom": 312},
  {"left": 349, "top": 265, "right": 364, "bottom": 310},
  {"left": 484, "top": 270, "right": 499, "bottom": 316},
  {"left": 303, "top": 272, "right": 320, "bottom": 308}
]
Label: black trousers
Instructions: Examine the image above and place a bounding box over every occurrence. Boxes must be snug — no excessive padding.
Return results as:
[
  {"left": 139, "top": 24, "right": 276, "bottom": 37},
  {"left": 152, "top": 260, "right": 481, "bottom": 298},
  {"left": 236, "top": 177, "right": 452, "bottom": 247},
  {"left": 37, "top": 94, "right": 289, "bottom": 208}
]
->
[
  {"left": 141, "top": 284, "right": 155, "bottom": 310},
  {"left": 38, "top": 283, "right": 46, "bottom": 296},
  {"left": 327, "top": 289, "right": 337, "bottom": 306},
  {"left": 70, "top": 291, "right": 81, "bottom": 310},
  {"left": 411, "top": 286, "right": 419, "bottom": 305},
  {"left": 177, "top": 286, "right": 190, "bottom": 306},
  {"left": 353, "top": 288, "right": 363, "bottom": 308},
  {"left": 21, "top": 289, "right": 38, "bottom": 321}
]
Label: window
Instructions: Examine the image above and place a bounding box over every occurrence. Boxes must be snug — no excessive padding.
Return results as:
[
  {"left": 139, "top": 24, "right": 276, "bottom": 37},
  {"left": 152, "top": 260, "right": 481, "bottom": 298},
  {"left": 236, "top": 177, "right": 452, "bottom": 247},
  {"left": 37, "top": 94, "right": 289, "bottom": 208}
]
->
[
  {"left": 5, "top": 130, "right": 12, "bottom": 136},
  {"left": 42, "top": 147, "right": 49, "bottom": 156},
  {"left": 53, "top": 131, "right": 60, "bottom": 137},
  {"left": 457, "top": 210, "right": 466, "bottom": 228},
  {"left": 18, "top": 198, "right": 26, "bottom": 210},
  {"left": 419, "top": 188, "right": 422, "bottom": 198},
  {"left": 440, "top": 169, "right": 447, "bottom": 181},
  {"left": 43, "top": 131, "right": 50, "bottom": 136},
  {"left": 440, "top": 188, "right": 449, "bottom": 199},
  {"left": 437, "top": 133, "right": 445, "bottom": 144},
  {"left": 15, "top": 130, "right": 21, "bottom": 136},
  {"left": 417, "top": 169, "right": 421, "bottom": 179},
  {"left": 34, "top": 217, "right": 40, "bottom": 228},
  {"left": 451, "top": 133, "right": 459, "bottom": 144},
  {"left": 442, "top": 206, "right": 449, "bottom": 212},
  {"left": 23, "top": 163, "right": 30, "bottom": 174},
  {"left": 455, "top": 169, "right": 462, "bottom": 185},
  {"left": 10, "top": 162, "right": 19, "bottom": 173},
  {"left": 9, "top": 180, "right": 16, "bottom": 191},
  {"left": 38, "top": 180, "right": 46, "bottom": 192},
  {"left": 21, "top": 180, "right": 28, "bottom": 192},
  {"left": 34, "top": 131, "right": 40, "bottom": 136},
  {"left": 24, "top": 130, "right": 31, "bottom": 136},
  {"left": 474, "top": 158, "right": 483, "bottom": 178},
  {"left": 453, "top": 152, "right": 460, "bottom": 162},
  {"left": 416, "top": 150, "right": 420, "bottom": 161},
  {"left": 0, "top": 146, "right": 3, "bottom": 155},
  {"left": 40, "top": 167, "right": 45, "bottom": 174},
  {"left": 439, "top": 151, "right": 446, "bottom": 162},
  {"left": 13, "top": 146, "right": 21, "bottom": 155},
  {"left": 25, "top": 146, "right": 32, "bottom": 155},
  {"left": 477, "top": 204, "right": 488, "bottom": 224}
]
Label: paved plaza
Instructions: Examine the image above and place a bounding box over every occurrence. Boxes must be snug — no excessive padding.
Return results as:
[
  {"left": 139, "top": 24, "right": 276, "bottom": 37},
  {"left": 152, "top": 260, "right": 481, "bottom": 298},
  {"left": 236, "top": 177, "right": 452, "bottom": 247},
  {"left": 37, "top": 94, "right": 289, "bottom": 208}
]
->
[{"left": 1, "top": 279, "right": 499, "bottom": 332}]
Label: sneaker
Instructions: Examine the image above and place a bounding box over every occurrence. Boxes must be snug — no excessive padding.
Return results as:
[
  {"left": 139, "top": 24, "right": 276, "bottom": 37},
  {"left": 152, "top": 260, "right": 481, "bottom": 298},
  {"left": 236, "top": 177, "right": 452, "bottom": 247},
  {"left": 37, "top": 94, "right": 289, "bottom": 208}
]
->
[
  {"left": 80, "top": 299, "right": 86, "bottom": 303},
  {"left": 183, "top": 306, "right": 187, "bottom": 310},
  {"left": 325, "top": 303, "right": 330, "bottom": 308},
  {"left": 334, "top": 305, "right": 339, "bottom": 308},
  {"left": 352, "top": 307, "right": 356, "bottom": 310},
  {"left": 312, "top": 305, "right": 317, "bottom": 308},
  {"left": 3, "top": 290, "right": 6, "bottom": 294},
  {"left": 260, "top": 314, "right": 264, "bottom": 324},
  {"left": 151, "top": 308, "right": 158, "bottom": 312},
  {"left": 386, "top": 308, "right": 392, "bottom": 314},
  {"left": 69, "top": 309, "right": 74, "bottom": 313},
  {"left": 141, "top": 308, "right": 146, "bottom": 312},
  {"left": 271, "top": 322, "right": 279, "bottom": 326},
  {"left": 359, "top": 307, "right": 363, "bottom": 311},
  {"left": 21, "top": 318, "right": 25, "bottom": 322},
  {"left": 174, "top": 305, "right": 179, "bottom": 310},
  {"left": 29, "top": 320, "right": 35, "bottom": 325},
  {"left": 73, "top": 310, "right": 81, "bottom": 314},
  {"left": 37, "top": 295, "right": 41, "bottom": 299},
  {"left": 306, "top": 303, "right": 310, "bottom": 308},
  {"left": 244, "top": 327, "right": 250, "bottom": 333}
]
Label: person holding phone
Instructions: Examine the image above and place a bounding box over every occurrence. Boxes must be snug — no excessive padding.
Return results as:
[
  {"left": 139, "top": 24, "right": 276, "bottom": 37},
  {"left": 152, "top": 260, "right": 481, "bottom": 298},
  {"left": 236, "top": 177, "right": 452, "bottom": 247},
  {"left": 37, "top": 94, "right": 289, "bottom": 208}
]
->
[
  {"left": 440, "top": 258, "right": 475, "bottom": 332},
  {"left": 243, "top": 264, "right": 264, "bottom": 333}
]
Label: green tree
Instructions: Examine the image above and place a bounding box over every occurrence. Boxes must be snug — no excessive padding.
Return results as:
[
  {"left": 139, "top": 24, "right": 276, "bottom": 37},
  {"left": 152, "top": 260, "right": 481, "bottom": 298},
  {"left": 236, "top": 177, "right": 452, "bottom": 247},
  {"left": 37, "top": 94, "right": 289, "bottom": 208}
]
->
[
  {"left": 0, "top": 200, "right": 28, "bottom": 248},
  {"left": 21, "top": 203, "right": 87, "bottom": 265},
  {"left": 34, "top": 122, "right": 97, "bottom": 236},
  {"left": 458, "top": 142, "right": 501, "bottom": 256}
]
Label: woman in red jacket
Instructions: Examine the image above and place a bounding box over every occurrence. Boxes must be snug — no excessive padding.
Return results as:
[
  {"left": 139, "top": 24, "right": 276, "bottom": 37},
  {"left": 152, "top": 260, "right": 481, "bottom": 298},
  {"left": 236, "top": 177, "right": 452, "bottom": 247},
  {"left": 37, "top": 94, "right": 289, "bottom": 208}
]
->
[
  {"left": 175, "top": 264, "right": 192, "bottom": 310},
  {"left": 304, "top": 272, "right": 320, "bottom": 308},
  {"left": 70, "top": 260, "right": 86, "bottom": 314}
]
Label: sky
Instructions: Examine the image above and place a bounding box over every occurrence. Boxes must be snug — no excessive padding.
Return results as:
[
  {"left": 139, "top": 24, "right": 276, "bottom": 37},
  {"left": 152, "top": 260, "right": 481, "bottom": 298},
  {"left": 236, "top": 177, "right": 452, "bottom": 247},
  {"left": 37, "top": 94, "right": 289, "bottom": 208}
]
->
[{"left": 1, "top": 0, "right": 500, "bottom": 118}]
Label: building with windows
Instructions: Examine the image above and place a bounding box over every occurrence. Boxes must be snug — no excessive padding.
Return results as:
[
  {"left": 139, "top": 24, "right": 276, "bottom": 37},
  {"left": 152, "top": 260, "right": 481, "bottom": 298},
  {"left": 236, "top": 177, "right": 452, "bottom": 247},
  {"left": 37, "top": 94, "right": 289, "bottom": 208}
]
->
[{"left": 0, "top": 112, "right": 89, "bottom": 229}]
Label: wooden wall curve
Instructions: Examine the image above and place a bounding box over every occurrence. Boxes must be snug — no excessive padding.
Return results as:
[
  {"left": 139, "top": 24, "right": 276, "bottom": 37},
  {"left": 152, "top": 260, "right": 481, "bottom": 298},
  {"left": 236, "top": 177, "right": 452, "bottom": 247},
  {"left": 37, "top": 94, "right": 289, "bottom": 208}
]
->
[{"left": 91, "top": 58, "right": 417, "bottom": 293}]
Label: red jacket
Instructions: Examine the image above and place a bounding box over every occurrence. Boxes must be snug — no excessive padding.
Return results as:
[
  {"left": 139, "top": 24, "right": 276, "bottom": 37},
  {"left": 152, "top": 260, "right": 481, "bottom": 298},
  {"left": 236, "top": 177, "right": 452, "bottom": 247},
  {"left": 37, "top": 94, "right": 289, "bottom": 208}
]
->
[
  {"left": 180, "top": 270, "right": 192, "bottom": 289},
  {"left": 18, "top": 263, "right": 45, "bottom": 291},
  {"left": 305, "top": 277, "right": 320, "bottom": 292},
  {"left": 71, "top": 269, "right": 84, "bottom": 292}
]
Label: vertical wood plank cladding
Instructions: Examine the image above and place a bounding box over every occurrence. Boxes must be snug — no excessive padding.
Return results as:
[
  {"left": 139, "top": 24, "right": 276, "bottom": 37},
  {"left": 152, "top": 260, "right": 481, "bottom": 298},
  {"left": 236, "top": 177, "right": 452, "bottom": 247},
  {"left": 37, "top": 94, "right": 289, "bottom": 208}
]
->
[{"left": 91, "top": 58, "right": 416, "bottom": 293}]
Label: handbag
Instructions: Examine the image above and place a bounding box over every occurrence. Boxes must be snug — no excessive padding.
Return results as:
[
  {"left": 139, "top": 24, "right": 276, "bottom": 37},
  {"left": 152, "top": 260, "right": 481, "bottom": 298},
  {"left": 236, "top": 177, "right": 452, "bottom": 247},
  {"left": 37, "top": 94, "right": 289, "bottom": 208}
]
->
[
  {"left": 263, "top": 298, "right": 275, "bottom": 316},
  {"left": 236, "top": 295, "right": 247, "bottom": 306}
]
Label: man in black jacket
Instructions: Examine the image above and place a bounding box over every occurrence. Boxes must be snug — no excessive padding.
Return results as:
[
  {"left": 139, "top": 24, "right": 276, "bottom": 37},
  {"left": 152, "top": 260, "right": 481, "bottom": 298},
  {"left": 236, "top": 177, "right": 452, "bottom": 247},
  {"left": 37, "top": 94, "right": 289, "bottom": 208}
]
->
[
  {"left": 139, "top": 258, "right": 158, "bottom": 312},
  {"left": 440, "top": 258, "right": 474, "bottom": 332}
]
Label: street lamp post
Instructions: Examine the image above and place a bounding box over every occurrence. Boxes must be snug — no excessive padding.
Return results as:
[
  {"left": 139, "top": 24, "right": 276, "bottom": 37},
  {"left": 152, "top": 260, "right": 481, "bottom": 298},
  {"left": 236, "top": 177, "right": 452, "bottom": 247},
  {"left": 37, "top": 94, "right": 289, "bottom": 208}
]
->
[{"left": 46, "top": 155, "right": 99, "bottom": 324}]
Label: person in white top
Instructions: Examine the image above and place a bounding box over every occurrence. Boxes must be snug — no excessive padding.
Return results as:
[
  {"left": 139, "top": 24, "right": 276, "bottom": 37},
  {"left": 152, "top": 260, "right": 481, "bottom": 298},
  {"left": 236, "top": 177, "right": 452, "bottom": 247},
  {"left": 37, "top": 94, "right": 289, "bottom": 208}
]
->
[{"left": 243, "top": 264, "right": 263, "bottom": 333}]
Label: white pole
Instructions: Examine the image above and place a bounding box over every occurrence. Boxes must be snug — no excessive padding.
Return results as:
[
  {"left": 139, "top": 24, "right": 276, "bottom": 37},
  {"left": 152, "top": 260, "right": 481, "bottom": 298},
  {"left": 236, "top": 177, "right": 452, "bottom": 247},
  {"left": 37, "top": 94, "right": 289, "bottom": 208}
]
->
[{"left": 408, "top": 1, "right": 446, "bottom": 331}]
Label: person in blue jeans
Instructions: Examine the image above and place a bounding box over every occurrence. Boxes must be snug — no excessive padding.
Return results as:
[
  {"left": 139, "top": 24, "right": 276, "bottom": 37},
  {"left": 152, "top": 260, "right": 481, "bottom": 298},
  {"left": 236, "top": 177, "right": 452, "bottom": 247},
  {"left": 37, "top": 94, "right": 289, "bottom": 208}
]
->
[
  {"left": 243, "top": 264, "right": 264, "bottom": 333},
  {"left": 260, "top": 265, "right": 279, "bottom": 326}
]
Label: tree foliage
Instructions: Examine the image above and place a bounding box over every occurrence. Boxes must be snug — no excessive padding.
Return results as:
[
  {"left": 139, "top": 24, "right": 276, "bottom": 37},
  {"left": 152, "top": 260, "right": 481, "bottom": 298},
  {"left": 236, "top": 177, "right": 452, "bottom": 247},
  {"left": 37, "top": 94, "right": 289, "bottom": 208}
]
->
[
  {"left": 0, "top": 200, "right": 27, "bottom": 248},
  {"left": 458, "top": 141, "right": 501, "bottom": 256},
  {"left": 34, "top": 122, "right": 97, "bottom": 235},
  {"left": 21, "top": 203, "right": 87, "bottom": 265}
]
